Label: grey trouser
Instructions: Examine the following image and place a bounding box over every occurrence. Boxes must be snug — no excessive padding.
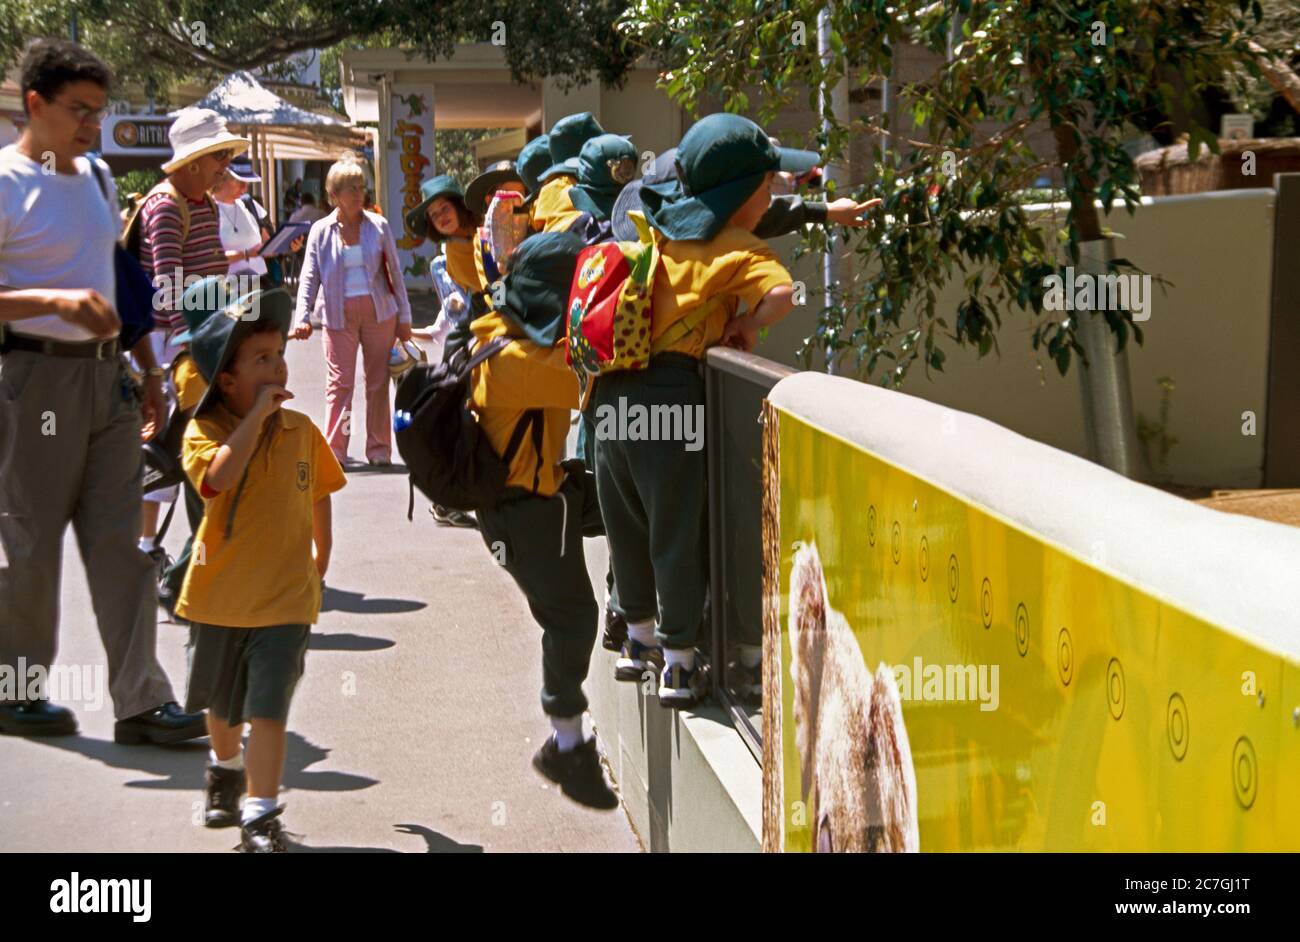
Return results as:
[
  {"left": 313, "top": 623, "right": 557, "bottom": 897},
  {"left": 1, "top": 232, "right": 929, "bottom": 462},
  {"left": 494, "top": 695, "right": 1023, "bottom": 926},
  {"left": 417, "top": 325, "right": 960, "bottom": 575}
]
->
[{"left": 0, "top": 346, "right": 175, "bottom": 719}]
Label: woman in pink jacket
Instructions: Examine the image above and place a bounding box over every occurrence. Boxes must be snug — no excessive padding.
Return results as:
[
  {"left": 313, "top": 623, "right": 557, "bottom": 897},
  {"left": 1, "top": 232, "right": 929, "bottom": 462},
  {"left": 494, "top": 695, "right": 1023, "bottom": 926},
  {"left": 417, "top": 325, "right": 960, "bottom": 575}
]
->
[{"left": 293, "top": 157, "right": 412, "bottom": 467}]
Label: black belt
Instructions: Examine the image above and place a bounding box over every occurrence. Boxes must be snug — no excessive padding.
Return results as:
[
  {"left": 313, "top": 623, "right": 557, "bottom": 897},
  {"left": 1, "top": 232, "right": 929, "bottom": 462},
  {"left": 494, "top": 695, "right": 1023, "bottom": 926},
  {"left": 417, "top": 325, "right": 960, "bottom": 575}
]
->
[{"left": 0, "top": 331, "right": 120, "bottom": 359}]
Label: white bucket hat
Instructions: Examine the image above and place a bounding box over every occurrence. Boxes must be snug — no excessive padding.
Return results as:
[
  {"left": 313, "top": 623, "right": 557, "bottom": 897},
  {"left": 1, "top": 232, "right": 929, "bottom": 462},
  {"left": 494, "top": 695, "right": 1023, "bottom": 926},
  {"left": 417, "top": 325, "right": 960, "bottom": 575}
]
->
[{"left": 162, "top": 108, "right": 250, "bottom": 175}]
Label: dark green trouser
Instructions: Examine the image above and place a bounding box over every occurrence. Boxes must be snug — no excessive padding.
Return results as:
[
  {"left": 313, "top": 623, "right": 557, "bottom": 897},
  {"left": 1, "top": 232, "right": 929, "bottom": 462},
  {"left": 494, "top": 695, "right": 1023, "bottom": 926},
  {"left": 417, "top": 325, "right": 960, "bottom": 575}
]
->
[
  {"left": 162, "top": 476, "right": 205, "bottom": 601},
  {"left": 591, "top": 356, "right": 707, "bottom": 650},
  {"left": 577, "top": 407, "right": 618, "bottom": 608},
  {"left": 477, "top": 468, "right": 605, "bottom": 718}
]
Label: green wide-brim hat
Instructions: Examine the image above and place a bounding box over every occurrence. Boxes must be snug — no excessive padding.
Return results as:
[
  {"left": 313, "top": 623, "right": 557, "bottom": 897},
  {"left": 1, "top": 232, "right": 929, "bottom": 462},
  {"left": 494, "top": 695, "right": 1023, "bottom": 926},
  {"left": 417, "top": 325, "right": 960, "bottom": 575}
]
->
[
  {"left": 173, "top": 274, "right": 237, "bottom": 344},
  {"left": 191, "top": 287, "right": 294, "bottom": 415},
  {"left": 516, "top": 134, "right": 552, "bottom": 195},
  {"left": 404, "top": 174, "right": 467, "bottom": 239},
  {"left": 640, "top": 113, "right": 820, "bottom": 242},
  {"left": 569, "top": 133, "right": 638, "bottom": 222},
  {"left": 495, "top": 232, "right": 585, "bottom": 347},
  {"left": 539, "top": 111, "right": 605, "bottom": 183},
  {"left": 466, "top": 160, "right": 524, "bottom": 217}
]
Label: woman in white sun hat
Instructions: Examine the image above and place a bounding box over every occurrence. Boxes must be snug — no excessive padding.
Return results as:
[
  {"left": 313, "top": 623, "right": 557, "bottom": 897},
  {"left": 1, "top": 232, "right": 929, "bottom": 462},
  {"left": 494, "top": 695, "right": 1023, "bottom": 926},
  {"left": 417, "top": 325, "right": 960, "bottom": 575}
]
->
[{"left": 122, "top": 107, "right": 249, "bottom": 576}]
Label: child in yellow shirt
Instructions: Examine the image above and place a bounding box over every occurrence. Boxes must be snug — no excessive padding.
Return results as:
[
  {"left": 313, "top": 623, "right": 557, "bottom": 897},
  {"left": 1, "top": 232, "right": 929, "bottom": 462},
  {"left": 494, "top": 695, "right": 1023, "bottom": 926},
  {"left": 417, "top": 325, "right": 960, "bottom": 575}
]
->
[
  {"left": 177, "top": 286, "right": 346, "bottom": 852},
  {"left": 468, "top": 232, "right": 618, "bottom": 809},
  {"left": 593, "top": 114, "right": 812, "bottom": 708}
]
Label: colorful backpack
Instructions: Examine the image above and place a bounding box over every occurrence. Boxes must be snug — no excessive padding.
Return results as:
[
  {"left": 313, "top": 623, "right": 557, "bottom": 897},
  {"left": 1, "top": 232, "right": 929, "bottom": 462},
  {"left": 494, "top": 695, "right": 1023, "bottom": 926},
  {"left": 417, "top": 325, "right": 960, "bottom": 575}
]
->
[{"left": 564, "top": 211, "right": 713, "bottom": 408}]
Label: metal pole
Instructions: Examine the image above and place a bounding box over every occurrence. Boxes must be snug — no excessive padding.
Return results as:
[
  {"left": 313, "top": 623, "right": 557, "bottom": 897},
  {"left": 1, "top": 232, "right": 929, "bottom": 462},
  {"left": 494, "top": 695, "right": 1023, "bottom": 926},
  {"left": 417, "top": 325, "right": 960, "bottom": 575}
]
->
[{"left": 1076, "top": 238, "right": 1144, "bottom": 478}]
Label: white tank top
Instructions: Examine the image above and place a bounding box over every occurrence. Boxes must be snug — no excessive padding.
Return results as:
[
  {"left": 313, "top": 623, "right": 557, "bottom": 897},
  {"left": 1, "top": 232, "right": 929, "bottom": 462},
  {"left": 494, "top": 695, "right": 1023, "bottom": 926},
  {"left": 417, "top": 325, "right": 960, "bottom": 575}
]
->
[{"left": 342, "top": 243, "right": 369, "bottom": 297}]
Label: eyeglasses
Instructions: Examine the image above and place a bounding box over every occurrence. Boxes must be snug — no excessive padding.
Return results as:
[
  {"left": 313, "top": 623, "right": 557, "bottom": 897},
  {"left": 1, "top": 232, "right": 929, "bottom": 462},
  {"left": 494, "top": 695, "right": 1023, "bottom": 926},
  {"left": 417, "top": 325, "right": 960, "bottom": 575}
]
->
[
  {"left": 51, "top": 98, "right": 109, "bottom": 125},
  {"left": 208, "top": 149, "right": 238, "bottom": 165}
]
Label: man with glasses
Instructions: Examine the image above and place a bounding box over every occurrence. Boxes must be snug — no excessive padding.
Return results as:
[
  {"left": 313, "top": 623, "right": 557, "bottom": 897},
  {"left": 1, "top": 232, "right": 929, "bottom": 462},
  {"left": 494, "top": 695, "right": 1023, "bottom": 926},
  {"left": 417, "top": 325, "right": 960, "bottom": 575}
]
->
[{"left": 0, "top": 39, "right": 206, "bottom": 741}]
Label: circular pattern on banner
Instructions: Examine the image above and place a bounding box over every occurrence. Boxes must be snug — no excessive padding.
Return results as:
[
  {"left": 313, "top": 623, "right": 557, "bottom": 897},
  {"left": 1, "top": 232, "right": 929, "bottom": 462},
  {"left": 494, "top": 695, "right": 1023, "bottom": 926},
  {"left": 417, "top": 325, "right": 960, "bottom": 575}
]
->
[
  {"left": 919, "top": 536, "right": 929, "bottom": 582},
  {"left": 891, "top": 521, "right": 901, "bottom": 564},
  {"left": 981, "top": 578, "right": 993, "bottom": 628},
  {"left": 1167, "top": 693, "right": 1189, "bottom": 761},
  {"left": 1233, "top": 736, "right": 1257, "bottom": 809},
  {"left": 1107, "top": 658, "right": 1125, "bottom": 720},
  {"left": 1015, "top": 602, "right": 1029, "bottom": 656},
  {"left": 1057, "top": 628, "right": 1072, "bottom": 684},
  {"left": 867, "top": 505, "right": 877, "bottom": 547},
  {"left": 948, "top": 554, "right": 959, "bottom": 603}
]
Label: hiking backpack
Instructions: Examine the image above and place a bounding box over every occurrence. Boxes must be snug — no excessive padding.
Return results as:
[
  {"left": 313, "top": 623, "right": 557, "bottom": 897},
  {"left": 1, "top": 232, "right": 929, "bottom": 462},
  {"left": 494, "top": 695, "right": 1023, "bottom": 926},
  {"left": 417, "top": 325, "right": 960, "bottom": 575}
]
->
[{"left": 393, "top": 337, "right": 544, "bottom": 517}]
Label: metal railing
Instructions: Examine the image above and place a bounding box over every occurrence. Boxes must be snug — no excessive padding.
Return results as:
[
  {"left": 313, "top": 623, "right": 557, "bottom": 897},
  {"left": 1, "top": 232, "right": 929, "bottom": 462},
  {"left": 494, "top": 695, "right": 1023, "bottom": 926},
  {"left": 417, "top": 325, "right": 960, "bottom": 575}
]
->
[{"left": 705, "top": 346, "right": 796, "bottom": 764}]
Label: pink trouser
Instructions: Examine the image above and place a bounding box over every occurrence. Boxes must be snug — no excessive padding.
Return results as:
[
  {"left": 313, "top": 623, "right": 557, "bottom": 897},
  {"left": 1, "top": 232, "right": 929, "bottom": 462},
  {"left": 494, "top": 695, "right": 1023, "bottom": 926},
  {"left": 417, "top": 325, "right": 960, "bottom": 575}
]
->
[{"left": 322, "top": 295, "right": 397, "bottom": 463}]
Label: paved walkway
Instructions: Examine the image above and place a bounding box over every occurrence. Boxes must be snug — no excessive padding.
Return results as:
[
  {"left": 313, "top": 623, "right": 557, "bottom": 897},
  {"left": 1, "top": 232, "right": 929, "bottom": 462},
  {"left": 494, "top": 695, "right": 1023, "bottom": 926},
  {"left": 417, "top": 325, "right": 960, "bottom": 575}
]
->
[{"left": 0, "top": 330, "right": 640, "bottom": 853}]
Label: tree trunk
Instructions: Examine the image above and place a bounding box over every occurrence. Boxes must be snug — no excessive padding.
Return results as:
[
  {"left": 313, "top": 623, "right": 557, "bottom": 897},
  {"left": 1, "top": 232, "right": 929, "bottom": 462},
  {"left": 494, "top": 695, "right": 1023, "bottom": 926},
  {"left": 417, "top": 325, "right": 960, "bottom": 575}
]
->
[{"left": 1247, "top": 40, "right": 1300, "bottom": 117}]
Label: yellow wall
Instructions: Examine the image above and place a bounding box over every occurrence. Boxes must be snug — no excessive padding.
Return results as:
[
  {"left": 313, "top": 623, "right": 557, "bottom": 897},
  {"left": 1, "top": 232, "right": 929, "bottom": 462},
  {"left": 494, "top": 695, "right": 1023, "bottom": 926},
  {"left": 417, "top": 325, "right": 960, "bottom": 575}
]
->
[{"left": 776, "top": 408, "right": 1299, "bottom": 851}]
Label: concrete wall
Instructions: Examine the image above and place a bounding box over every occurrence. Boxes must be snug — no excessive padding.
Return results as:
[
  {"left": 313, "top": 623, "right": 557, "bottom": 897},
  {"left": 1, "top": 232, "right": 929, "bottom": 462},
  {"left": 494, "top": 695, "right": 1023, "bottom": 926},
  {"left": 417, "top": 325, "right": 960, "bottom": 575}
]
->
[
  {"left": 582, "top": 535, "right": 762, "bottom": 853},
  {"left": 754, "top": 188, "right": 1278, "bottom": 488}
]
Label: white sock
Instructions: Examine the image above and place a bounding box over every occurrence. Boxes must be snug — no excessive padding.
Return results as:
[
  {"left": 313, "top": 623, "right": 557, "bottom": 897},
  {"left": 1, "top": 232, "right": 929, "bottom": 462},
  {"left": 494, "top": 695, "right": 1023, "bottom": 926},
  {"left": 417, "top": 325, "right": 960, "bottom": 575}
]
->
[
  {"left": 739, "top": 643, "right": 762, "bottom": 669},
  {"left": 241, "top": 796, "right": 278, "bottom": 825},
  {"left": 210, "top": 748, "right": 245, "bottom": 771},
  {"left": 664, "top": 648, "right": 695, "bottom": 671},
  {"left": 138, "top": 537, "right": 155, "bottom": 552},
  {"left": 627, "top": 618, "right": 657, "bottom": 647},
  {"left": 550, "top": 714, "right": 589, "bottom": 752}
]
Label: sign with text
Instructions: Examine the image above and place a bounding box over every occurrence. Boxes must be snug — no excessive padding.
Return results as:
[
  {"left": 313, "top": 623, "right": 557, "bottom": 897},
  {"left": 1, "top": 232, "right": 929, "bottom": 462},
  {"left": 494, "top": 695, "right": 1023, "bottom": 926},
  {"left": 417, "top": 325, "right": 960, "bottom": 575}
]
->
[
  {"left": 101, "top": 115, "right": 174, "bottom": 158},
  {"left": 386, "top": 84, "right": 435, "bottom": 290}
]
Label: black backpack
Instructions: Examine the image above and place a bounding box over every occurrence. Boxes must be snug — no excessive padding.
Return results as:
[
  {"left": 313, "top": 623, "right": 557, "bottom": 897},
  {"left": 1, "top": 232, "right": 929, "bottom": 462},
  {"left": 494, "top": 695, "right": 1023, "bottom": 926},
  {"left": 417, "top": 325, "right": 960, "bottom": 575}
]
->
[{"left": 394, "top": 337, "right": 544, "bottom": 517}]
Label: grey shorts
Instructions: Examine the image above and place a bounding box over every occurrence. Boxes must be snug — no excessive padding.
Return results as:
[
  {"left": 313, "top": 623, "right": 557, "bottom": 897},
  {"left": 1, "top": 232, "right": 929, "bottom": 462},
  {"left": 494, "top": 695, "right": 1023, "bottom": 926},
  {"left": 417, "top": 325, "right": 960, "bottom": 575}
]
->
[{"left": 184, "top": 622, "right": 310, "bottom": 726}]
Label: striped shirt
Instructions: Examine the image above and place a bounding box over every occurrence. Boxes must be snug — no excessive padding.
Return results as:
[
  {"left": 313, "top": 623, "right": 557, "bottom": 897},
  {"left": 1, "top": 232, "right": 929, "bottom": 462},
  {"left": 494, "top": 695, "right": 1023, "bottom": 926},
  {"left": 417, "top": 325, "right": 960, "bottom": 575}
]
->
[{"left": 138, "top": 191, "right": 227, "bottom": 333}]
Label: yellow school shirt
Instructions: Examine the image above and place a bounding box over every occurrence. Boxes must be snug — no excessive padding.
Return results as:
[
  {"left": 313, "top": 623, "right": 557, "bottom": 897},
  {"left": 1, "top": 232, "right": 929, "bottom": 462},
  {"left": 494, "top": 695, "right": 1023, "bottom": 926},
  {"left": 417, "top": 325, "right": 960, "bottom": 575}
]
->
[
  {"left": 172, "top": 353, "right": 207, "bottom": 413},
  {"left": 651, "top": 225, "right": 793, "bottom": 360},
  {"left": 534, "top": 174, "right": 584, "bottom": 234},
  {"left": 444, "top": 237, "right": 487, "bottom": 295},
  {"left": 469, "top": 310, "right": 579, "bottom": 497},
  {"left": 175, "top": 405, "right": 346, "bottom": 628}
]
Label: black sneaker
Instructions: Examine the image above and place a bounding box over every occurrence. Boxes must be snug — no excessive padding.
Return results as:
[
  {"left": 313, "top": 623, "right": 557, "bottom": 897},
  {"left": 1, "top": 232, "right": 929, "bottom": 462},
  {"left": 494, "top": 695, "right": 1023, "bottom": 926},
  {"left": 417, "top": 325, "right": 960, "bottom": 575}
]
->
[
  {"left": 614, "top": 638, "right": 663, "bottom": 682},
  {"left": 0, "top": 699, "right": 78, "bottom": 737},
  {"left": 204, "top": 765, "right": 246, "bottom": 828},
  {"left": 430, "top": 504, "right": 478, "bottom": 528},
  {"left": 601, "top": 607, "right": 628, "bottom": 652},
  {"left": 239, "top": 806, "right": 289, "bottom": 853},
  {"left": 531, "top": 736, "right": 619, "bottom": 810},
  {"left": 145, "top": 545, "right": 171, "bottom": 578},
  {"left": 113, "top": 701, "right": 206, "bottom": 745}
]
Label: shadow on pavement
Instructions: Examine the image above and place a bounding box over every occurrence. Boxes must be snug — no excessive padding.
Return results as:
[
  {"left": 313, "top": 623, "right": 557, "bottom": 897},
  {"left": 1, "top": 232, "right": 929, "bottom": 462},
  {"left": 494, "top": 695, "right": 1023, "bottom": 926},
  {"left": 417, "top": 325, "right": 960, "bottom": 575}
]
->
[
  {"left": 308, "top": 631, "right": 396, "bottom": 652},
  {"left": 24, "top": 730, "right": 377, "bottom": 794},
  {"left": 320, "top": 585, "right": 426, "bottom": 615},
  {"left": 294, "top": 824, "right": 483, "bottom": 853}
]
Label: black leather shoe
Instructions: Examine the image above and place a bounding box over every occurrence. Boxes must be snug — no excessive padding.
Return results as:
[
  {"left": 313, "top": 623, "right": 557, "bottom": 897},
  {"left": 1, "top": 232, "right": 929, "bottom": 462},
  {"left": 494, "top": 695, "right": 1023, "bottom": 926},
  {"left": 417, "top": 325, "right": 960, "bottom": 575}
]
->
[
  {"left": 205, "top": 764, "right": 246, "bottom": 828},
  {"left": 113, "top": 701, "right": 206, "bottom": 745},
  {"left": 601, "top": 606, "right": 628, "bottom": 652},
  {"left": 532, "top": 736, "right": 620, "bottom": 810},
  {"left": 0, "top": 700, "right": 78, "bottom": 737}
]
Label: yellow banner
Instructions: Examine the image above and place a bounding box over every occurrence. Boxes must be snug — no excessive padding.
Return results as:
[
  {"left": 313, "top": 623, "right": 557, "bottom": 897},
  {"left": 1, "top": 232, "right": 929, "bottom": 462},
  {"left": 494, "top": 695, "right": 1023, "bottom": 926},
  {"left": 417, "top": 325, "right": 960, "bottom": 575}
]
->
[{"left": 773, "top": 409, "right": 1299, "bottom": 852}]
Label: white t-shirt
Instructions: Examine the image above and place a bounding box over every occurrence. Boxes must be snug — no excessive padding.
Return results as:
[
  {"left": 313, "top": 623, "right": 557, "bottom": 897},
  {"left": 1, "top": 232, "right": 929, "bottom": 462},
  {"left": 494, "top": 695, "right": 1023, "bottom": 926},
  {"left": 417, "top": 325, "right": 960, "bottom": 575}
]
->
[
  {"left": 215, "top": 196, "right": 268, "bottom": 277},
  {"left": 0, "top": 145, "right": 119, "bottom": 341}
]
